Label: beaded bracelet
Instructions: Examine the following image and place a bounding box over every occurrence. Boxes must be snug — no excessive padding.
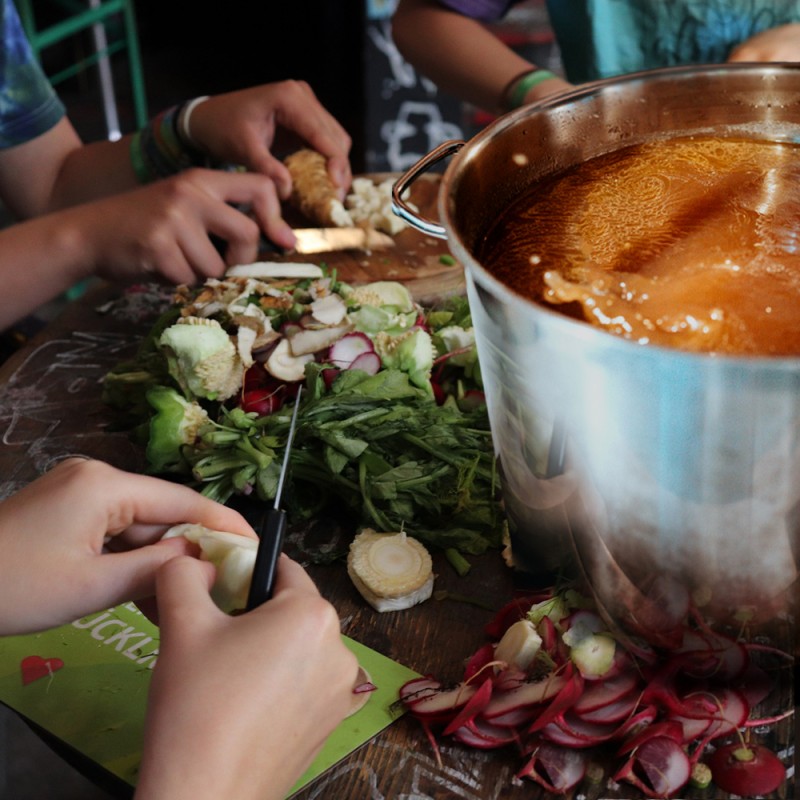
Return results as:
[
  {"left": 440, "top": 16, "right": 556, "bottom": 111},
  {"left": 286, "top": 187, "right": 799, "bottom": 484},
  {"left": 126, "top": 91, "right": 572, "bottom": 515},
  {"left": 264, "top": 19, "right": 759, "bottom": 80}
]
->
[
  {"left": 505, "top": 69, "right": 558, "bottom": 110},
  {"left": 129, "top": 101, "right": 208, "bottom": 184}
]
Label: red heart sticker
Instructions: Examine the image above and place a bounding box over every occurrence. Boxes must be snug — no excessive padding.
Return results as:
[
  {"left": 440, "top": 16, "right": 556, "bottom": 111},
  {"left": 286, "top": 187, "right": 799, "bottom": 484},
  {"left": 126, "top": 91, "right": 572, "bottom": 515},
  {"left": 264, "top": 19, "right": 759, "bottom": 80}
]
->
[{"left": 20, "top": 655, "right": 65, "bottom": 686}]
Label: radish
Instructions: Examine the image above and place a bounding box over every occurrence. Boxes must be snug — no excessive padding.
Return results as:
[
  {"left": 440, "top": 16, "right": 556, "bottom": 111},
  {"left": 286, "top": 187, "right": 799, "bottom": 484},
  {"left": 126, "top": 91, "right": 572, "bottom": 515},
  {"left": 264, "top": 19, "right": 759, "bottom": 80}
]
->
[
  {"left": 518, "top": 741, "right": 587, "bottom": 794},
  {"left": 573, "top": 689, "right": 639, "bottom": 725},
  {"left": 463, "top": 643, "right": 496, "bottom": 681},
  {"left": 452, "top": 717, "right": 518, "bottom": 749},
  {"left": 241, "top": 385, "right": 286, "bottom": 416},
  {"left": 401, "top": 680, "right": 478, "bottom": 721},
  {"left": 482, "top": 672, "right": 567, "bottom": 720},
  {"left": 707, "top": 742, "right": 786, "bottom": 796},
  {"left": 327, "top": 332, "right": 375, "bottom": 368},
  {"left": 442, "top": 677, "right": 493, "bottom": 735},
  {"left": 614, "top": 735, "right": 691, "bottom": 798},
  {"left": 571, "top": 670, "right": 640, "bottom": 715},
  {"left": 349, "top": 351, "right": 382, "bottom": 375},
  {"left": 541, "top": 714, "right": 618, "bottom": 748}
]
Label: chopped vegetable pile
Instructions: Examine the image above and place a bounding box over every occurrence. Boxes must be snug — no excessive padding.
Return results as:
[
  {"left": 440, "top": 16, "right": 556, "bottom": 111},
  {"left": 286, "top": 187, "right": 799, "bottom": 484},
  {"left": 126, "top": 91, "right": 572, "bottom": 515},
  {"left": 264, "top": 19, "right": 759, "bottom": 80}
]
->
[
  {"left": 103, "top": 265, "right": 503, "bottom": 556},
  {"left": 400, "top": 587, "right": 793, "bottom": 798}
]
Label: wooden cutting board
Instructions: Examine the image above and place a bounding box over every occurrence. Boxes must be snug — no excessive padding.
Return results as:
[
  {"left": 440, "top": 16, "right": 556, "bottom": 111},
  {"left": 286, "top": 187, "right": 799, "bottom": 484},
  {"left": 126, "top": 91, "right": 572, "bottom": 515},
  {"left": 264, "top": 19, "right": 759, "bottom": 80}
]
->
[{"left": 281, "top": 173, "right": 466, "bottom": 304}]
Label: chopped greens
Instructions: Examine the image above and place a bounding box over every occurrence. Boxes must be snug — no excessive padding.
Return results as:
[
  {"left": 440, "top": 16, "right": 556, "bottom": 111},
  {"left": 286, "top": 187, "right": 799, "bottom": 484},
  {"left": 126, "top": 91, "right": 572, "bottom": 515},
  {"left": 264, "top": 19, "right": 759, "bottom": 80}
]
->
[{"left": 103, "top": 270, "right": 503, "bottom": 555}]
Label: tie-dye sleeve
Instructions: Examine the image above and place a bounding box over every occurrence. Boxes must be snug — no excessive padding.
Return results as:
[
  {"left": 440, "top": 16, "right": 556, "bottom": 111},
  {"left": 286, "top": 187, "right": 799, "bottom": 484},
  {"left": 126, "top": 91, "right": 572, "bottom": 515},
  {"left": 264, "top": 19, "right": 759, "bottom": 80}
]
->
[{"left": 0, "top": 0, "right": 65, "bottom": 149}]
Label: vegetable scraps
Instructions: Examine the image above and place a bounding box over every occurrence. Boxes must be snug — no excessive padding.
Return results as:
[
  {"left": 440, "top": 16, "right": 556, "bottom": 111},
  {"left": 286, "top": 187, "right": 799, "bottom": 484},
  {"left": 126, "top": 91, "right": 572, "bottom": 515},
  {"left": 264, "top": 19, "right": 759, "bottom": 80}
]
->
[
  {"left": 399, "top": 587, "right": 793, "bottom": 798},
  {"left": 103, "top": 265, "right": 501, "bottom": 557},
  {"left": 347, "top": 528, "right": 434, "bottom": 612}
]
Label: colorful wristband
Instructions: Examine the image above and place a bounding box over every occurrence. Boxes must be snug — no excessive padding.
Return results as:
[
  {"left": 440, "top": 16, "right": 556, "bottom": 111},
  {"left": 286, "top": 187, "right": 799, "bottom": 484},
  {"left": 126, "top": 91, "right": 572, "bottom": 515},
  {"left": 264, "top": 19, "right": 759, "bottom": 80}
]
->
[
  {"left": 129, "top": 105, "right": 208, "bottom": 184},
  {"left": 507, "top": 69, "right": 557, "bottom": 110}
]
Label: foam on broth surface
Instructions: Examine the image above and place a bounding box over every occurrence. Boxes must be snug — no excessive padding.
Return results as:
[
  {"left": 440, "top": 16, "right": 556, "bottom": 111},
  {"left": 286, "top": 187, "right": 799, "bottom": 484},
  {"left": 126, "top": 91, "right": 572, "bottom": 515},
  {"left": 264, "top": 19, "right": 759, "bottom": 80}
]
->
[{"left": 478, "top": 136, "right": 800, "bottom": 355}]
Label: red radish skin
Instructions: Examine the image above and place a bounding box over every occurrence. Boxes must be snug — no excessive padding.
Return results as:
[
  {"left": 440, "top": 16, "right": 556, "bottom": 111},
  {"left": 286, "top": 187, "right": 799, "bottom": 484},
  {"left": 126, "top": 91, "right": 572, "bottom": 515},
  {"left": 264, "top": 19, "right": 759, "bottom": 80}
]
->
[
  {"left": 442, "top": 677, "right": 493, "bottom": 736},
  {"left": 707, "top": 743, "right": 786, "bottom": 796},
  {"left": 241, "top": 386, "right": 286, "bottom": 416}
]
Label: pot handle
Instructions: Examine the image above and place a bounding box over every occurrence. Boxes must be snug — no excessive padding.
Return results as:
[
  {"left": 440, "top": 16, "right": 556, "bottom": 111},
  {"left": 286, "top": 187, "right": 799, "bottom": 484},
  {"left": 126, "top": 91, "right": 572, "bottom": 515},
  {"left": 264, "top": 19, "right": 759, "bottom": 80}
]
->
[{"left": 391, "top": 139, "right": 465, "bottom": 239}]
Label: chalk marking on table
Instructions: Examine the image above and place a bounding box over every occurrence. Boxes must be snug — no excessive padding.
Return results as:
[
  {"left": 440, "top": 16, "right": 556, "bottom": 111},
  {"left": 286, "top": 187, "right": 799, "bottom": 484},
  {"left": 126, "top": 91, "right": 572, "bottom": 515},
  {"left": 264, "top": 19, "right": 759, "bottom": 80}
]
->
[
  {"left": 0, "top": 331, "right": 144, "bottom": 495},
  {"left": 303, "top": 737, "right": 515, "bottom": 800}
]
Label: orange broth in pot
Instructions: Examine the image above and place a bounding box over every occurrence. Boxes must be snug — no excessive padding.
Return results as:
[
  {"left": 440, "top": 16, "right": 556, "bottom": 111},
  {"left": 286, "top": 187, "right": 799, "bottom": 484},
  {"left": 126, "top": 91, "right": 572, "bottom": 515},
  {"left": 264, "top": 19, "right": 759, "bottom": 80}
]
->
[{"left": 477, "top": 135, "right": 800, "bottom": 355}]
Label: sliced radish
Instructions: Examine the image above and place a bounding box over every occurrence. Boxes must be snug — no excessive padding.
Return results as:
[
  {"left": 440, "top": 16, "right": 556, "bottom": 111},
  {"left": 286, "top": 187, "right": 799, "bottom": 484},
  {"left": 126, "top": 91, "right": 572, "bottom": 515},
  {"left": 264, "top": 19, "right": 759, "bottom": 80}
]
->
[
  {"left": 614, "top": 735, "right": 691, "bottom": 798},
  {"left": 543, "top": 711, "right": 619, "bottom": 747},
  {"left": 482, "top": 704, "right": 539, "bottom": 729},
  {"left": 403, "top": 681, "right": 478, "bottom": 721},
  {"left": 614, "top": 703, "right": 659, "bottom": 740},
  {"left": 328, "top": 331, "right": 375, "bottom": 368},
  {"left": 482, "top": 673, "right": 567, "bottom": 720},
  {"left": 689, "top": 688, "right": 749, "bottom": 740},
  {"left": 518, "top": 741, "right": 587, "bottom": 794},
  {"left": 618, "top": 719, "right": 685, "bottom": 755},
  {"left": 452, "top": 717, "right": 517, "bottom": 749},
  {"left": 668, "top": 712, "right": 712, "bottom": 744},
  {"left": 528, "top": 666, "right": 584, "bottom": 734},
  {"left": 573, "top": 689, "right": 640, "bottom": 725},
  {"left": 442, "top": 677, "right": 493, "bottom": 735},
  {"left": 349, "top": 351, "right": 382, "bottom": 375},
  {"left": 572, "top": 671, "right": 640, "bottom": 714}
]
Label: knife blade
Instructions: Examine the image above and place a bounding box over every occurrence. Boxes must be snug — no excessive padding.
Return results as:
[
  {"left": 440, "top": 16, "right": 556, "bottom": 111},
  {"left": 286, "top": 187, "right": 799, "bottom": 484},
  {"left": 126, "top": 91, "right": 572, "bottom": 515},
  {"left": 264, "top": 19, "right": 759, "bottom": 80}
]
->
[
  {"left": 270, "top": 227, "right": 395, "bottom": 254},
  {"left": 245, "top": 386, "right": 303, "bottom": 610}
]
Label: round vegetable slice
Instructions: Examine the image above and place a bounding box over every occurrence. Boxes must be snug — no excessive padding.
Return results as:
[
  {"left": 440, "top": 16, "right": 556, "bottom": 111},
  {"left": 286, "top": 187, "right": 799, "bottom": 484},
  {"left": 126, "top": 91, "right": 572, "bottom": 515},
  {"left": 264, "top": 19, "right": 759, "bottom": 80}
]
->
[{"left": 347, "top": 528, "right": 434, "bottom": 612}]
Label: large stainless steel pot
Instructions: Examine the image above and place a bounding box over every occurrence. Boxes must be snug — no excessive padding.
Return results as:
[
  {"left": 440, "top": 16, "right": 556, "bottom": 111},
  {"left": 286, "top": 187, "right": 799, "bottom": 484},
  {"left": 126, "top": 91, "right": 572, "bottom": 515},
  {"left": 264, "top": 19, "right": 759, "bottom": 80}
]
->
[{"left": 394, "top": 64, "right": 799, "bottom": 642}]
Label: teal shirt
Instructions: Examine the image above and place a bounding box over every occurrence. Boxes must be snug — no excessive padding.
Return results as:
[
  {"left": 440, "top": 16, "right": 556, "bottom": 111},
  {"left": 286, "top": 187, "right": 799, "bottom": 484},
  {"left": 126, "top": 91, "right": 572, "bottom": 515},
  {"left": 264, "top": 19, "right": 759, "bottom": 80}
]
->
[
  {"left": 546, "top": 0, "right": 800, "bottom": 82},
  {"left": 438, "top": 0, "right": 800, "bottom": 82},
  {"left": 0, "top": 0, "right": 65, "bottom": 148}
]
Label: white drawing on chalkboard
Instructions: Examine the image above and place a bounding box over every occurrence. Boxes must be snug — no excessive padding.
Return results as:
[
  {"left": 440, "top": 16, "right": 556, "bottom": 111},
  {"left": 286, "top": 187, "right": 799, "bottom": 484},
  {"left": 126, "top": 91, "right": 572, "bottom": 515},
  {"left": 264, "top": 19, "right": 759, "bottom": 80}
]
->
[
  {"left": 367, "top": 19, "right": 438, "bottom": 97},
  {"left": 381, "top": 101, "right": 462, "bottom": 172}
]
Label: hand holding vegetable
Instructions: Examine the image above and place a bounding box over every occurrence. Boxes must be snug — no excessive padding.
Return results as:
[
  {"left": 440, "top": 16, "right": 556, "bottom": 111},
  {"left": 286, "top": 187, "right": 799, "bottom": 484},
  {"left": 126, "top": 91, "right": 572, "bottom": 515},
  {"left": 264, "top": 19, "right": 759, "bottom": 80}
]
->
[
  {"left": 0, "top": 458, "right": 255, "bottom": 635},
  {"left": 136, "top": 553, "right": 359, "bottom": 800},
  {"left": 187, "top": 81, "right": 353, "bottom": 205}
]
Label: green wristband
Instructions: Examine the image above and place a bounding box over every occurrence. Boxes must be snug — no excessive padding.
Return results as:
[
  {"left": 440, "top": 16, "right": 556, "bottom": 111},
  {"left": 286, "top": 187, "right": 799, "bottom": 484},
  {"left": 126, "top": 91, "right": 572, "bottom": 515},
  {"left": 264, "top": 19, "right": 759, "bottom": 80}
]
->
[{"left": 508, "top": 69, "right": 557, "bottom": 109}]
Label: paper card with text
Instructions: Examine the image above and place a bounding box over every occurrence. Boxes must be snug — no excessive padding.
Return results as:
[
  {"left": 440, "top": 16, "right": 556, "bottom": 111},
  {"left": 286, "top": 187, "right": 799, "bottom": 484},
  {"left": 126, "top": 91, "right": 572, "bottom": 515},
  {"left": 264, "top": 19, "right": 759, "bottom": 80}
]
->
[{"left": 0, "top": 603, "right": 419, "bottom": 794}]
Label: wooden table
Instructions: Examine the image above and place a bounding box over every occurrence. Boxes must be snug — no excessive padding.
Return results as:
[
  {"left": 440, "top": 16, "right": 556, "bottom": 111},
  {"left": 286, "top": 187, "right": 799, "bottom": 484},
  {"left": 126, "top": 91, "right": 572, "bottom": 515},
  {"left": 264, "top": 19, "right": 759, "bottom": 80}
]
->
[{"left": 0, "top": 177, "right": 794, "bottom": 800}]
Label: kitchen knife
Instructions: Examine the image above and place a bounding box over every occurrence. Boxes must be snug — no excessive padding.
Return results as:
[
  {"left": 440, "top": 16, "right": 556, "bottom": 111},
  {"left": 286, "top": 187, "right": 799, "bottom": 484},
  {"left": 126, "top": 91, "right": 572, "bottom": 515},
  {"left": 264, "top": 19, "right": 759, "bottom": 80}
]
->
[
  {"left": 264, "top": 226, "right": 395, "bottom": 255},
  {"left": 245, "top": 386, "right": 303, "bottom": 610}
]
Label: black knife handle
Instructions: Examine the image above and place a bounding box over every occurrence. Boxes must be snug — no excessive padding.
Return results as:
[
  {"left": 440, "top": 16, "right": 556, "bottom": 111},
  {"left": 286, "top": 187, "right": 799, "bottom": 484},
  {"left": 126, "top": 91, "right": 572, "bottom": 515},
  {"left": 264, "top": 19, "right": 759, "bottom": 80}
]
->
[{"left": 246, "top": 508, "right": 287, "bottom": 609}]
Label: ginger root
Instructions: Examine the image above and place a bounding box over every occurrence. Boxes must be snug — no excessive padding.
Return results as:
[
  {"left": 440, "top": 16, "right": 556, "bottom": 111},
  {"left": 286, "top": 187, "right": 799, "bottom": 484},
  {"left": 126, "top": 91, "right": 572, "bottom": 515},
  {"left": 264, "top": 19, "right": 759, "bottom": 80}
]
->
[{"left": 284, "top": 149, "right": 353, "bottom": 227}]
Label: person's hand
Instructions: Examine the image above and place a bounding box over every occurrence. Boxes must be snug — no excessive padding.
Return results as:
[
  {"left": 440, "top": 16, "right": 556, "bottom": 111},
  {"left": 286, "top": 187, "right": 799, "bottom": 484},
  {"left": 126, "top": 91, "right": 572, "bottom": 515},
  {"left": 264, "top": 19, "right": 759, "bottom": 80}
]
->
[
  {"left": 0, "top": 458, "right": 255, "bottom": 635},
  {"left": 728, "top": 23, "right": 800, "bottom": 62},
  {"left": 77, "top": 166, "right": 298, "bottom": 282},
  {"left": 188, "top": 80, "right": 353, "bottom": 203},
  {"left": 136, "top": 554, "right": 359, "bottom": 800}
]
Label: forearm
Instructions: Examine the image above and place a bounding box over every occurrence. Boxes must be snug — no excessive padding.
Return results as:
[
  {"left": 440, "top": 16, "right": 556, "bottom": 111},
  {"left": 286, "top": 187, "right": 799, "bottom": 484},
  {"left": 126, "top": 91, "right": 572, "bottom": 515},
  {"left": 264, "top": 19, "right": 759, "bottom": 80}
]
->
[
  {"left": 47, "top": 136, "right": 140, "bottom": 210},
  {"left": 392, "top": 0, "right": 565, "bottom": 112},
  {"left": 0, "top": 210, "right": 94, "bottom": 328}
]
